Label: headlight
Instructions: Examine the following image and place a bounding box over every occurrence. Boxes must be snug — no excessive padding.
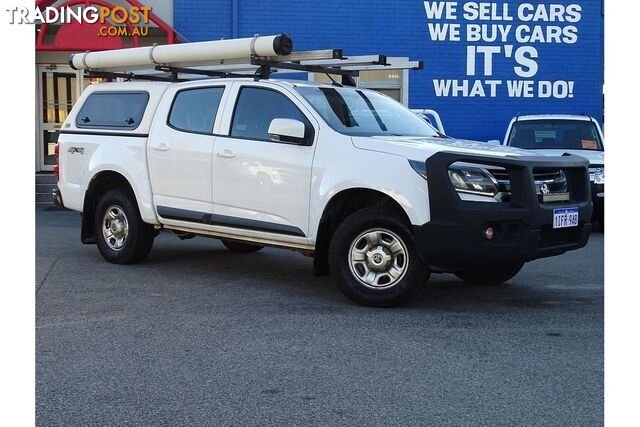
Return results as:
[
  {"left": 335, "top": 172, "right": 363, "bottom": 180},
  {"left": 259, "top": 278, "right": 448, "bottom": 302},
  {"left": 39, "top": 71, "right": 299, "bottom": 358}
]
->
[
  {"left": 594, "top": 168, "right": 604, "bottom": 184},
  {"left": 447, "top": 165, "right": 499, "bottom": 197}
]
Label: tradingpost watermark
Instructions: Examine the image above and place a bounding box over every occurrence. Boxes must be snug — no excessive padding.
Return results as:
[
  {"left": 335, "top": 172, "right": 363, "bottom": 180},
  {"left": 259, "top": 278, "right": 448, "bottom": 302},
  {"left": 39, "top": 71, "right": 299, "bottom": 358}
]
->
[{"left": 6, "top": 4, "right": 153, "bottom": 37}]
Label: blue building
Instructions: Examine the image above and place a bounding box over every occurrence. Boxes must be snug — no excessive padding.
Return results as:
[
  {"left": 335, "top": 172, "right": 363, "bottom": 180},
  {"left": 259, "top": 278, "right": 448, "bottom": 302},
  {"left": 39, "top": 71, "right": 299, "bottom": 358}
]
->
[{"left": 173, "top": 0, "right": 604, "bottom": 141}]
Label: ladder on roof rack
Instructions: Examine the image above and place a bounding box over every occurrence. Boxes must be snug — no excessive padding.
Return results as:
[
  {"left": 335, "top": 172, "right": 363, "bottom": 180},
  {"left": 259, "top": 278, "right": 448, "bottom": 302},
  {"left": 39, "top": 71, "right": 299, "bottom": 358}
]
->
[{"left": 72, "top": 34, "right": 423, "bottom": 86}]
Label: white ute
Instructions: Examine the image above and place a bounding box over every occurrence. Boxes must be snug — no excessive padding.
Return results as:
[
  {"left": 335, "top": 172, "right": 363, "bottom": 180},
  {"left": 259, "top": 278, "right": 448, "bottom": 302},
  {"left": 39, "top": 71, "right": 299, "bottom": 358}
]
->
[
  {"left": 53, "top": 36, "right": 593, "bottom": 306},
  {"left": 499, "top": 114, "right": 604, "bottom": 225}
]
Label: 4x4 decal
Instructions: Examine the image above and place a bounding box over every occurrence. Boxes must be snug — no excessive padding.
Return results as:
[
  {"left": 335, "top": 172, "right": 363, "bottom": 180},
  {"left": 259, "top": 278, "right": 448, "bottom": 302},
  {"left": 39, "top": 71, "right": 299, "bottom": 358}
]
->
[{"left": 67, "top": 147, "right": 84, "bottom": 155}]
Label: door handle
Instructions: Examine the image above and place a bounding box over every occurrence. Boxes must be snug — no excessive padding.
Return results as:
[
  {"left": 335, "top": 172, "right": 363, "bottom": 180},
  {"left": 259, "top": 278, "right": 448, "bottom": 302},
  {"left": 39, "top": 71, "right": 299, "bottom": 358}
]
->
[
  {"left": 153, "top": 143, "right": 169, "bottom": 151},
  {"left": 217, "top": 149, "right": 236, "bottom": 159}
]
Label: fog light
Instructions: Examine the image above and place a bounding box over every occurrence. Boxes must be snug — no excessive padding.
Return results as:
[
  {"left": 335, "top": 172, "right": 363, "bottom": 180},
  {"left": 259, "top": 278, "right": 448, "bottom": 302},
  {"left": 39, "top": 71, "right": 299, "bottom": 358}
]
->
[{"left": 484, "top": 226, "right": 495, "bottom": 240}]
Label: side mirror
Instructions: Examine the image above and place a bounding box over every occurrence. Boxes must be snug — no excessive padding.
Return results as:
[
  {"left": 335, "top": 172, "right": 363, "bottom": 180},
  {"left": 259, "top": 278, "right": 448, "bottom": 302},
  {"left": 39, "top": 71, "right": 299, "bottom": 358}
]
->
[
  {"left": 487, "top": 139, "right": 501, "bottom": 145},
  {"left": 268, "top": 118, "right": 309, "bottom": 145}
]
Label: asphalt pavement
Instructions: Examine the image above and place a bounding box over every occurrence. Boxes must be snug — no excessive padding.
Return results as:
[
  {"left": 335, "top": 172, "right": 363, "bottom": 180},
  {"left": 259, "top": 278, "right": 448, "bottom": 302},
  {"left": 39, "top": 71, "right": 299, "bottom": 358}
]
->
[{"left": 36, "top": 208, "right": 603, "bottom": 426}]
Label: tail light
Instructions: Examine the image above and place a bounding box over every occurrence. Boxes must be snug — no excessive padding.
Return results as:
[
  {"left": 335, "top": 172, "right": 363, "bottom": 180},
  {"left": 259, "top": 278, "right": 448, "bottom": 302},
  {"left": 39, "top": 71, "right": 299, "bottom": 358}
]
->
[{"left": 53, "top": 143, "right": 60, "bottom": 181}]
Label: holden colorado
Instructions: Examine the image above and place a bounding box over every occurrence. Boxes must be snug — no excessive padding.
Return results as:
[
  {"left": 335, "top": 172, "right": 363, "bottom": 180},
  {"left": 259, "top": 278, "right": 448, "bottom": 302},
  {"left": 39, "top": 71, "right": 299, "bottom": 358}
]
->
[{"left": 54, "top": 40, "right": 593, "bottom": 306}]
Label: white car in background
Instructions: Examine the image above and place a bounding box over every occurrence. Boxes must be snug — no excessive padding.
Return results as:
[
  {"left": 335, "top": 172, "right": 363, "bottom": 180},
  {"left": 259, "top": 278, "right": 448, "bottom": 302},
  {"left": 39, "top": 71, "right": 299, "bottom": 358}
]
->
[
  {"left": 411, "top": 109, "right": 446, "bottom": 134},
  {"left": 498, "top": 114, "right": 605, "bottom": 226}
]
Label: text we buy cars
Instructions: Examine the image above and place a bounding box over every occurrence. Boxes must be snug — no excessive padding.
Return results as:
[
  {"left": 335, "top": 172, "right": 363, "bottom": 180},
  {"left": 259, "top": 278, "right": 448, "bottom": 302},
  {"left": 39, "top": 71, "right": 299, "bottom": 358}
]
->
[{"left": 6, "top": 4, "right": 152, "bottom": 37}]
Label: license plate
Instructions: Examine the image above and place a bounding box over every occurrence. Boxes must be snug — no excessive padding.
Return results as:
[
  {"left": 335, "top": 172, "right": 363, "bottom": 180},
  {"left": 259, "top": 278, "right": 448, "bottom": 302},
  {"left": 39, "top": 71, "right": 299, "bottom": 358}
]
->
[{"left": 553, "top": 207, "right": 579, "bottom": 229}]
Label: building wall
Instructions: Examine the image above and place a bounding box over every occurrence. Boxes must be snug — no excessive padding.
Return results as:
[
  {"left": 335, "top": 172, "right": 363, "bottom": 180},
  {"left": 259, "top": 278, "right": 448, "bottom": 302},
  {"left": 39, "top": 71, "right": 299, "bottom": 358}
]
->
[{"left": 175, "top": 0, "right": 603, "bottom": 141}]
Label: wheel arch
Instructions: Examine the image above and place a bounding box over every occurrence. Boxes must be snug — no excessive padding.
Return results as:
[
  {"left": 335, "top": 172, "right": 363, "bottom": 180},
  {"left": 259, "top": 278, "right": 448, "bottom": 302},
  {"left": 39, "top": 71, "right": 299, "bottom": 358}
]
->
[
  {"left": 312, "top": 187, "right": 411, "bottom": 276},
  {"left": 81, "top": 170, "right": 140, "bottom": 244}
]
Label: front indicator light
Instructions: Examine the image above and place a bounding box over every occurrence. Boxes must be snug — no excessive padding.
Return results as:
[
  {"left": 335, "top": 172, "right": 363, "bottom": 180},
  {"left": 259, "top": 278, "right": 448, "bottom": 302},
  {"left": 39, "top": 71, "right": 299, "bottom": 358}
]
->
[
  {"left": 484, "top": 226, "right": 495, "bottom": 240},
  {"left": 594, "top": 168, "right": 604, "bottom": 184}
]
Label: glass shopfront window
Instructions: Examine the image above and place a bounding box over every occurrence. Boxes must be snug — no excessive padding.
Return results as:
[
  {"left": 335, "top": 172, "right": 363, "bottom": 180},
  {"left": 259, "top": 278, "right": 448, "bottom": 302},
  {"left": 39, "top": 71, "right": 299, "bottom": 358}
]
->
[
  {"left": 39, "top": 69, "right": 78, "bottom": 167},
  {"left": 358, "top": 70, "right": 401, "bottom": 99}
]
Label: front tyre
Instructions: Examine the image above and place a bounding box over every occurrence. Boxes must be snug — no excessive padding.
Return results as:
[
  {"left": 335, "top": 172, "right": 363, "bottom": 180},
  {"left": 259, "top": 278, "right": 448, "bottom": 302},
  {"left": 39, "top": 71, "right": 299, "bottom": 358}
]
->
[
  {"left": 454, "top": 262, "right": 524, "bottom": 286},
  {"left": 95, "top": 189, "right": 154, "bottom": 264},
  {"left": 329, "top": 208, "right": 430, "bottom": 307}
]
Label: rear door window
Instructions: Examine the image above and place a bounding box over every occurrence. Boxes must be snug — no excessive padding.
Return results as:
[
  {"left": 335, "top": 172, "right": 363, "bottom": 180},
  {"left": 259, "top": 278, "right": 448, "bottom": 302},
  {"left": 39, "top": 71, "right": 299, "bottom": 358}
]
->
[
  {"left": 168, "top": 87, "right": 225, "bottom": 134},
  {"left": 76, "top": 92, "right": 149, "bottom": 130}
]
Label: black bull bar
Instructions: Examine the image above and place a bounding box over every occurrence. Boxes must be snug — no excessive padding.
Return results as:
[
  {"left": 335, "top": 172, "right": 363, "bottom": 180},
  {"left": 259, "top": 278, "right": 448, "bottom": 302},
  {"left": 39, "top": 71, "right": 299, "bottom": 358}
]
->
[{"left": 412, "top": 151, "right": 592, "bottom": 272}]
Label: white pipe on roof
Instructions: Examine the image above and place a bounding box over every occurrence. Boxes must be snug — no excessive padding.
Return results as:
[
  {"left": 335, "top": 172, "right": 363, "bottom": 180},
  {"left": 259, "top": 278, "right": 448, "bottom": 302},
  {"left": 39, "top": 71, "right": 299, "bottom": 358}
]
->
[{"left": 69, "top": 34, "right": 292, "bottom": 71}]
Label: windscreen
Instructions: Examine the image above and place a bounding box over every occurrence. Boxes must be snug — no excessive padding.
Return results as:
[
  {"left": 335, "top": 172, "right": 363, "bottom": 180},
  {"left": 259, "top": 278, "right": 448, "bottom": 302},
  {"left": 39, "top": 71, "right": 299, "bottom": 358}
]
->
[
  {"left": 295, "top": 86, "right": 440, "bottom": 137},
  {"left": 508, "top": 120, "right": 603, "bottom": 151}
]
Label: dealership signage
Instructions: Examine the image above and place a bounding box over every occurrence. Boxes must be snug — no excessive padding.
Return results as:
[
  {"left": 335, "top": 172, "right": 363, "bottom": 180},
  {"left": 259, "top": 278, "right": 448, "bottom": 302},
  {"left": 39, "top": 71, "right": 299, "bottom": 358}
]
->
[{"left": 424, "top": 1, "right": 583, "bottom": 99}]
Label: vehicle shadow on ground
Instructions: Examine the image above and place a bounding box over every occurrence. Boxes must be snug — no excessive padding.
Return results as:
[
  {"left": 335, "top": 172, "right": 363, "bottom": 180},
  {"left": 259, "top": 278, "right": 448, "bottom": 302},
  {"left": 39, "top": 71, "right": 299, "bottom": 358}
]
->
[
  {"left": 138, "top": 240, "right": 601, "bottom": 313},
  {"left": 417, "top": 277, "right": 599, "bottom": 310}
]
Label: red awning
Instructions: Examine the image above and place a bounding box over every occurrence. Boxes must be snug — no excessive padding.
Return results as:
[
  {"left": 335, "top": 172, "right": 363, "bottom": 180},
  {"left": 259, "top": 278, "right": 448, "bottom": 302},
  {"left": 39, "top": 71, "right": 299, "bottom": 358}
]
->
[{"left": 36, "top": 0, "right": 176, "bottom": 51}]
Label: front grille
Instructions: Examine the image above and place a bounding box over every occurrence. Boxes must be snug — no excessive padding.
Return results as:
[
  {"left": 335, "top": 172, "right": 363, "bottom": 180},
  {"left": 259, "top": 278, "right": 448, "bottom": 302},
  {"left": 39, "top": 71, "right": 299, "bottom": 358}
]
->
[
  {"left": 487, "top": 167, "right": 569, "bottom": 203},
  {"left": 534, "top": 169, "right": 564, "bottom": 181}
]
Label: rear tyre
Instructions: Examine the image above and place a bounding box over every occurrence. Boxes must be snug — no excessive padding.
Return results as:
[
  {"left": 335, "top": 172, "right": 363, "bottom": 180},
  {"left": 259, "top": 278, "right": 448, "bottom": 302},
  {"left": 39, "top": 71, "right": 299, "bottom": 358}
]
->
[
  {"left": 454, "top": 262, "right": 524, "bottom": 286},
  {"left": 94, "top": 189, "right": 154, "bottom": 264},
  {"left": 222, "top": 240, "right": 264, "bottom": 253},
  {"left": 328, "top": 207, "right": 430, "bottom": 307}
]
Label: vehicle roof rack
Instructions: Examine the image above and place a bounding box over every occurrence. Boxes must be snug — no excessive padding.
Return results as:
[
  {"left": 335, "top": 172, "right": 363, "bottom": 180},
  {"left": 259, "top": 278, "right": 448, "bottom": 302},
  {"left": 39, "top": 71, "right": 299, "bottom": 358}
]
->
[{"left": 71, "top": 34, "right": 423, "bottom": 86}]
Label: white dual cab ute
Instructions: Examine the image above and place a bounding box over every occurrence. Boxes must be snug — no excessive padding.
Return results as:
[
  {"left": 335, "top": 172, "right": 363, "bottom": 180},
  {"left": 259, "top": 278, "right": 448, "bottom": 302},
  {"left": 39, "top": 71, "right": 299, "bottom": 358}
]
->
[{"left": 53, "top": 35, "right": 593, "bottom": 306}]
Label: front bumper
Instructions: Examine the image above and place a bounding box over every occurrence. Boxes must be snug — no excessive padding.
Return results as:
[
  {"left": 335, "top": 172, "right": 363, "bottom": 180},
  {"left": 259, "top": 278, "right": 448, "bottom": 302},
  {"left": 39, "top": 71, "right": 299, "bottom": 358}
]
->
[{"left": 414, "top": 152, "right": 592, "bottom": 272}]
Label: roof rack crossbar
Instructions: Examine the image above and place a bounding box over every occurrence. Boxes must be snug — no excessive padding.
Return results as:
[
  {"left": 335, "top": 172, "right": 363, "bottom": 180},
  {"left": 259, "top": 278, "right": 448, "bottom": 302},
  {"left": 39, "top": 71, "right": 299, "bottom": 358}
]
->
[
  {"left": 83, "top": 70, "right": 185, "bottom": 82},
  {"left": 169, "top": 55, "right": 419, "bottom": 76},
  {"left": 300, "top": 54, "right": 388, "bottom": 67},
  {"left": 154, "top": 65, "right": 256, "bottom": 79},
  {"left": 251, "top": 57, "right": 359, "bottom": 78},
  {"left": 264, "top": 49, "right": 343, "bottom": 62}
]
